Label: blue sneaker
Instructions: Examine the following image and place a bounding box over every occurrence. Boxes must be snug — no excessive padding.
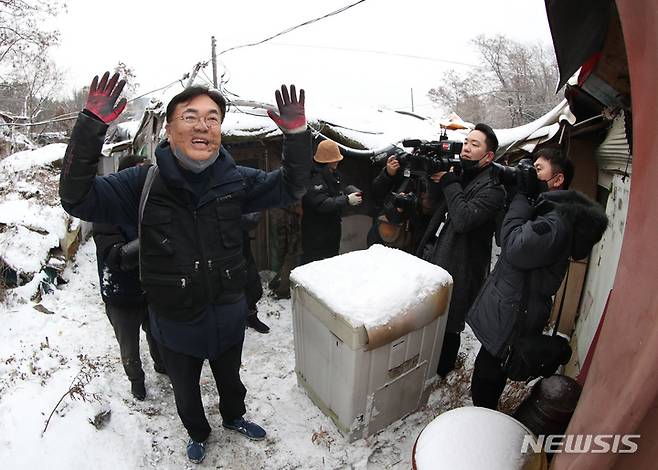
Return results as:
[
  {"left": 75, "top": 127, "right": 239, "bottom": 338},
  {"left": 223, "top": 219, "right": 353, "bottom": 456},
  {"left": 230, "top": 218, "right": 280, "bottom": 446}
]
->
[
  {"left": 222, "top": 417, "right": 266, "bottom": 440},
  {"left": 186, "top": 438, "right": 206, "bottom": 464}
]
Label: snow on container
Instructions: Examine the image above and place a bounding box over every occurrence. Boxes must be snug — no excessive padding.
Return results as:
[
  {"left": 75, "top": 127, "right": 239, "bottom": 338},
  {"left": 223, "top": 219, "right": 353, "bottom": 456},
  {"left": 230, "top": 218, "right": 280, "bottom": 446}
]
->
[
  {"left": 412, "top": 407, "right": 548, "bottom": 470},
  {"left": 290, "top": 245, "right": 452, "bottom": 441}
]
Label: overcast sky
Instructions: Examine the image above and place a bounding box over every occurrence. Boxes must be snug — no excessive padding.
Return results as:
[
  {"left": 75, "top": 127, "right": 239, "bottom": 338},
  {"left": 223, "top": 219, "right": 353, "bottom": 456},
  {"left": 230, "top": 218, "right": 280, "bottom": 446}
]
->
[{"left": 49, "top": 0, "right": 554, "bottom": 116}]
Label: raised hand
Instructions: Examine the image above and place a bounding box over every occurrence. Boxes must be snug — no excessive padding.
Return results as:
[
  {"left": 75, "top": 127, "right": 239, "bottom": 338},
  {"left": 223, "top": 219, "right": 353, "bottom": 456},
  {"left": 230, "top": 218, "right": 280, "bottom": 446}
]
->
[
  {"left": 267, "top": 84, "right": 307, "bottom": 134},
  {"left": 386, "top": 155, "right": 401, "bottom": 176},
  {"left": 84, "top": 71, "right": 127, "bottom": 123}
]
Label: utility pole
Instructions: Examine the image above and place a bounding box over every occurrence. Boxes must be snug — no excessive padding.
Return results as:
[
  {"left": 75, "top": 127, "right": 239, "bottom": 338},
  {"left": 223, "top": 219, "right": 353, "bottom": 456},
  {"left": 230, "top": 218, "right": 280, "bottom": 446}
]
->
[
  {"left": 211, "top": 36, "right": 218, "bottom": 88},
  {"left": 410, "top": 88, "right": 415, "bottom": 112},
  {"left": 187, "top": 61, "right": 206, "bottom": 87}
]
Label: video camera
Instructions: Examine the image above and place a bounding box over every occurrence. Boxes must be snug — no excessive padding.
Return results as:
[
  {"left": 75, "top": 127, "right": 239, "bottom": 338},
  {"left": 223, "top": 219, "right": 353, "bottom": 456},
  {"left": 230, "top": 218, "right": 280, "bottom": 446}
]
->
[{"left": 396, "top": 139, "right": 463, "bottom": 176}]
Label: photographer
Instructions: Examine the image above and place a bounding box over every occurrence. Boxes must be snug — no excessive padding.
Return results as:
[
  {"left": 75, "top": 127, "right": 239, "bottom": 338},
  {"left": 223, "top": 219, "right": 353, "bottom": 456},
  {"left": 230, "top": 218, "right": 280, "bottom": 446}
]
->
[
  {"left": 367, "top": 155, "right": 432, "bottom": 253},
  {"left": 301, "top": 139, "right": 362, "bottom": 264},
  {"left": 417, "top": 123, "right": 505, "bottom": 378},
  {"left": 466, "top": 148, "right": 608, "bottom": 409}
]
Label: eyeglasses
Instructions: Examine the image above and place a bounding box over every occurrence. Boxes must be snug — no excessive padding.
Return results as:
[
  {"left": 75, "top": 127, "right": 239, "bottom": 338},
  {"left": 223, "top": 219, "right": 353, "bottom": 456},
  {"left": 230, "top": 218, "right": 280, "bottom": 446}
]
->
[{"left": 177, "top": 114, "right": 221, "bottom": 128}]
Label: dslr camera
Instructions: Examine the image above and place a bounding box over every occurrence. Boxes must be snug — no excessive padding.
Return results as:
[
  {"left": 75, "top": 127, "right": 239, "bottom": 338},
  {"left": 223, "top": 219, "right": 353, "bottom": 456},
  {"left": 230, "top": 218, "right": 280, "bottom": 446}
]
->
[
  {"left": 396, "top": 139, "right": 463, "bottom": 175},
  {"left": 491, "top": 158, "right": 543, "bottom": 198},
  {"left": 491, "top": 158, "right": 536, "bottom": 186},
  {"left": 391, "top": 191, "right": 418, "bottom": 211}
]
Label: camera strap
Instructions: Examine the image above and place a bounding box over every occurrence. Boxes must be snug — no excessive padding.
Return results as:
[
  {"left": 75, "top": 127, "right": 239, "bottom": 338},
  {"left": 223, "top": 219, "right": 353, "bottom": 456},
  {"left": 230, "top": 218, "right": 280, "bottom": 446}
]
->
[{"left": 552, "top": 261, "right": 570, "bottom": 338}]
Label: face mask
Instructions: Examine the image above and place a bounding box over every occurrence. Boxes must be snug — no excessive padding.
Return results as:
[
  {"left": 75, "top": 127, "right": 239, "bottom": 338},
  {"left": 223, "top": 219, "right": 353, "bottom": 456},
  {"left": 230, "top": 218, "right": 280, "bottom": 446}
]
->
[
  {"left": 460, "top": 154, "right": 487, "bottom": 173},
  {"left": 171, "top": 145, "right": 219, "bottom": 174},
  {"left": 538, "top": 173, "right": 561, "bottom": 193}
]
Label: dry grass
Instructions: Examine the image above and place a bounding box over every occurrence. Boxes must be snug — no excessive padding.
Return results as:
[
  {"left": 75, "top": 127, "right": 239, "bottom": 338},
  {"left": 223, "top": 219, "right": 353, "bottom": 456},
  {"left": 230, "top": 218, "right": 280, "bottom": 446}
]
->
[{"left": 426, "top": 351, "right": 534, "bottom": 416}]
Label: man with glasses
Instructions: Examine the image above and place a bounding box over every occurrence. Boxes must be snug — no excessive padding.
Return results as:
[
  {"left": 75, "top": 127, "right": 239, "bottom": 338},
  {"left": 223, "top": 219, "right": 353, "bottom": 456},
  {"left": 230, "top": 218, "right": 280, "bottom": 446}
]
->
[{"left": 59, "top": 72, "right": 312, "bottom": 463}]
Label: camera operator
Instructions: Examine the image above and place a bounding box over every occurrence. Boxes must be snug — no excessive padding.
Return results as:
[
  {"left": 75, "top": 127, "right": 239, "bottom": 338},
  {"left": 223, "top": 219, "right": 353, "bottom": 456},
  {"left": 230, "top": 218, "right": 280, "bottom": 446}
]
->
[
  {"left": 417, "top": 123, "right": 505, "bottom": 378},
  {"left": 366, "top": 155, "right": 432, "bottom": 253},
  {"left": 466, "top": 148, "right": 608, "bottom": 409}
]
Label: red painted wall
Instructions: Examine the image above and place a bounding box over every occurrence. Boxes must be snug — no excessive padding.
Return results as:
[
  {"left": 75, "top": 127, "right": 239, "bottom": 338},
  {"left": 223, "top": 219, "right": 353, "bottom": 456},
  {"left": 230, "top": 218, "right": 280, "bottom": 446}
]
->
[{"left": 552, "top": 1, "right": 658, "bottom": 469}]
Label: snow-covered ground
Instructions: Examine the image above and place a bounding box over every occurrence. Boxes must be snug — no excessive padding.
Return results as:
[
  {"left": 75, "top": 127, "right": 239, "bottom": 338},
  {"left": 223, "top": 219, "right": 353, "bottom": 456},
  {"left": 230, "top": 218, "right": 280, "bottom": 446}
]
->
[
  {"left": 0, "top": 238, "right": 532, "bottom": 469},
  {"left": 0, "top": 143, "right": 533, "bottom": 469}
]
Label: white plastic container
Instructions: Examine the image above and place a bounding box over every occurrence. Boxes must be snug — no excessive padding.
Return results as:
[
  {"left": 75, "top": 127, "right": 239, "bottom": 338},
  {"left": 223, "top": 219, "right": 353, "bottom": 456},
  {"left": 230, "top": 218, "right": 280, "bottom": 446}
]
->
[
  {"left": 412, "top": 407, "right": 548, "bottom": 470},
  {"left": 290, "top": 245, "right": 452, "bottom": 441}
]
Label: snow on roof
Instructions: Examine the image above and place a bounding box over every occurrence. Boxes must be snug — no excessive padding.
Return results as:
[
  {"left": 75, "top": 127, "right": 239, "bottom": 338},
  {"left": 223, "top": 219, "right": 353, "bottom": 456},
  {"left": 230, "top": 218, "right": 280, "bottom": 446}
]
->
[
  {"left": 138, "top": 85, "right": 464, "bottom": 150},
  {"left": 222, "top": 107, "right": 279, "bottom": 139},
  {"left": 494, "top": 99, "right": 574, "bottom": 154},
  {"left": 116, "top": 120, "right": 142, "bottom": 140},
  {"left": 136, "top": 84, "right": 581, "bottom": 157},
  {"left": 290, "top": 244, "right": 452, "bottom": 329},
  {"left": 307, "top": 103, "right": 466, "bottom": 150}
]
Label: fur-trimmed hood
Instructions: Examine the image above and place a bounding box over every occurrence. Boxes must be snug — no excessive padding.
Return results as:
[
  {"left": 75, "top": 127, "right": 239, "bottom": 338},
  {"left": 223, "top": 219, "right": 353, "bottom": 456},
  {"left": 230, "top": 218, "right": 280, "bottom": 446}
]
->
[{"left": 537, "top": 190, "right": 609, "bottom": 260}]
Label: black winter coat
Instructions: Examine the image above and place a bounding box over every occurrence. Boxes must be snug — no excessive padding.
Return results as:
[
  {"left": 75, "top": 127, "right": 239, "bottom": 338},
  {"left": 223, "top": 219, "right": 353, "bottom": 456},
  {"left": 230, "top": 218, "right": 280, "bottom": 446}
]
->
[
  {"left": 92, "top": 222, "right": 145, "bottom": 307},
  {"left": 416, "top": 166, "right": 505, "bottom": 334},
  {"left": 301, "top": 163, "right": 348, "bottom": 262},
  {"left": 466, "top": 190, "right": 608, "bottom": 358},
  {"left": 369, "top": 166, "right": 430, "bottom": 253},
  {"left": 59, "top": 112, "right": 311, "bottom": 357}
]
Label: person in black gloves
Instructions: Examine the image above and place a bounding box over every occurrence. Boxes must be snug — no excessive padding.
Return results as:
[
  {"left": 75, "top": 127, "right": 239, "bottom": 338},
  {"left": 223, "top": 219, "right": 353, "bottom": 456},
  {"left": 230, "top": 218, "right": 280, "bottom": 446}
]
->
[
  {"left": 59, "top": 72, "right": 312, "bottom": 464},
  {"left": 92, "top": 155, "right": 165, "bottom": 401},
  {"left": 416, "top": 123, "right": 505, "bottom": 378},
  {"left": 301, "top": 139, "right": 362, "bottom": 264},
  {"left": 242, "top": 212, "right": 269, "bottom": 333},
  {"left": 467, "top": 148, "right": 606, "bottom": 410}
]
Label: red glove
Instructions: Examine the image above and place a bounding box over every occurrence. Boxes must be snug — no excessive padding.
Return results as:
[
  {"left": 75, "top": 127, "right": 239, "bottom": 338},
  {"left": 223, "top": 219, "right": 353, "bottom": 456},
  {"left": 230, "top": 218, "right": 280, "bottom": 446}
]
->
[
  {"left": 267, "top": 84, "right": 307, "bottom": 134},
  {"left": 84, "top": 71, "right": 127, "bottom": 124}
]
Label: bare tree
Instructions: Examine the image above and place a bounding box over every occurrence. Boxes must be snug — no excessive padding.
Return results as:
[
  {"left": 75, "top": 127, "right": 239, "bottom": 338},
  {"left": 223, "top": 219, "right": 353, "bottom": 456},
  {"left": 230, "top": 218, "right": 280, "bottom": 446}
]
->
[
  {"left": 428, "top": 35, "right": 561, "bottom": 128},
  {"left": 0, "top": 0, "right": 63, "bottom": 74},
  {"left": 113, "top": 61, "right": 139, "bottom": 98},
  {"left": 11, "top": 49, "right": 63, "bottom": 122}
]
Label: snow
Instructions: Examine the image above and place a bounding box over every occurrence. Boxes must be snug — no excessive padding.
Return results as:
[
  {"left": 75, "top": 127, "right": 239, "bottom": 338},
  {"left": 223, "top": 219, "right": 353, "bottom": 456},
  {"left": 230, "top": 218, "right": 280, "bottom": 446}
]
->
[
  {"left": 0, "top": 198, "right": 69, "bottom": 240},
  {"left": 414, "top": 407, "right": 537, "bottom": 469},
  {"left": 140, "top": 91, "right": 464, "bottom": 152},
  {"left": 0, "top": 238, "right": 537, "bottom": 469},
  {"left": 0, "top": 142, "right": 536, "bottom": 468},
  {"left": 0, "top": 143, "right": 67, "bottom": 173},
  {"left": 0, "top": 144, "right": 71, "bottom": 281},
  {"left": 494, "top": 99, "right": 574, "bottom": 152},
  {"left": 290, "top": 245, "right": 452, "bottom": 329},
  {"left": 305, "top": 103, "right": 466, "bottom": 150},
  {"left": 0, "top": 225, "right": 61, "bottom": 273},
  {"left": 117, "top": 120, "right": 143, "bottom": 140},
  {"left": 222, "top": 109, "right": 280, "bottom": 138}
]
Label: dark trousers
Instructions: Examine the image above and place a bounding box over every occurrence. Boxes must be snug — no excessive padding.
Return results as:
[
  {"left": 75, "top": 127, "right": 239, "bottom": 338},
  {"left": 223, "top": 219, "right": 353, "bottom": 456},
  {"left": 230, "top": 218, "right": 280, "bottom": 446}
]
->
[
  {"left": 106, "top": 303, "right": 163, "bottom": 384},
  {"left": 157, "top": 340, "right": 247, "bottom": 443},
  {"left": 471, "top": 345, "right": 508, "bottom": 409},
  {"left": 437, "top": 331, "right": 461, "bottom": 377}
]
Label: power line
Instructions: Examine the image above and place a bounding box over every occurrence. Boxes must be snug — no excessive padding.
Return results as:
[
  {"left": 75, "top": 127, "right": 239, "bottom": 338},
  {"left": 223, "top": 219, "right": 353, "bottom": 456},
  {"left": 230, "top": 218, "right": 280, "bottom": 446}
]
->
[
  {"left": 266, "top": 42, "right": 478, "bottom": 68},
  {"left": 218, "top": 0, "right": 368, "bottom": 56}
]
